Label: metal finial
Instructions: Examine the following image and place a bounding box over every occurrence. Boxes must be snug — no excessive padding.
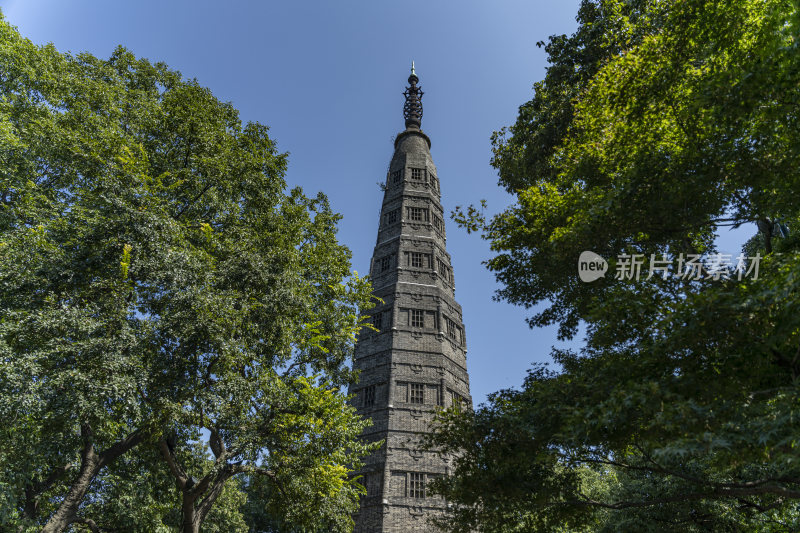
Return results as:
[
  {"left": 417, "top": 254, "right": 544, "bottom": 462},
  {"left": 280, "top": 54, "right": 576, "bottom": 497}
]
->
[{"left": 403, "top": 64, "right": 423, "bottom": 129}]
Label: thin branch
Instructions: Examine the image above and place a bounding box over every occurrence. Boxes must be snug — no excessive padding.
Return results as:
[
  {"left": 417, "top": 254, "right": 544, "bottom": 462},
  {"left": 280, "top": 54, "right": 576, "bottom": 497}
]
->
[
  {"left": 175, "top": 182, "right": 213, "bottom": 220},
  {"left": 736, "top": 497, "right": 786, "bottom": 513}
]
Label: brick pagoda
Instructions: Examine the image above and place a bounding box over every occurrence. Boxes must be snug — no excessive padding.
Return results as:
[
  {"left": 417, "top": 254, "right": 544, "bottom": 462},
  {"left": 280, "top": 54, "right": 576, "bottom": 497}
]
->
[{"left": 352, "top": 64, "right": 473, "bottom": 532}]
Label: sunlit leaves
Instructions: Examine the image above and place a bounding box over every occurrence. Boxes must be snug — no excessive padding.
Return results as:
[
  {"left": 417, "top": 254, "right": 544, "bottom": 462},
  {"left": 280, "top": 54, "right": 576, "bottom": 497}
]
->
[
  {"left": 439, "top": 0, "right": 800, "bottom": 530},
  {"left": 0, "top": 13, "right": 374, "bottom": 531}
]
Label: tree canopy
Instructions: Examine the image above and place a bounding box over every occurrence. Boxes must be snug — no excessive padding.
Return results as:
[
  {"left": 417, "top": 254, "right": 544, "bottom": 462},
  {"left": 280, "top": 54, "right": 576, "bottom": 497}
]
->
[
  {"left": 0, "top": 14, "right": 375, "bottom": 532},
  {"left": 436, "top": 0, "right": 800, "bottom": 530}
]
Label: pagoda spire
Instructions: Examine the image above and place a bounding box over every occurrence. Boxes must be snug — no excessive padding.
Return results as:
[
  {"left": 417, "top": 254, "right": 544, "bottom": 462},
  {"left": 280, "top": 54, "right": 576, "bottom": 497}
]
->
[{"left": 403, "top": 61, "right": 424, "bottom": 130}]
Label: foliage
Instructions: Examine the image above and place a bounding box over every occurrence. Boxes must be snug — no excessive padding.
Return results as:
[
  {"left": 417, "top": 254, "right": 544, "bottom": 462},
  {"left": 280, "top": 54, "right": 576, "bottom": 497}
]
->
[
  {"left": 0, "top": 13, "right": 374, "bottom": 532},
  {"left": 438, "top": 0, "right": 800, "bottom": 530}
]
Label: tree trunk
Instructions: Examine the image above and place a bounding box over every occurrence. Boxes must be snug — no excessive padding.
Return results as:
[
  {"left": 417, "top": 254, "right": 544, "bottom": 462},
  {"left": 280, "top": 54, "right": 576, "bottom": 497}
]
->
[
  {"left": 23, "top": 486, "right": 38, "bottom": 522},
  {"left": 181, "top": 497, "right": 201, "bottom": 533},
  {"left": 159, "top": 434, "right": 237, "bottom": 533},
  {"left": 40, "top": 442, "right": 100, "bottom": 533},
  {"left": 176, "top": 470, "right": 235, "bottom": 533},
  {"left": 41, "top": 427, "right": 145, "bottom": 533},
  {"left": 758, "top": 218, "right": 773, "bottom": 255}
]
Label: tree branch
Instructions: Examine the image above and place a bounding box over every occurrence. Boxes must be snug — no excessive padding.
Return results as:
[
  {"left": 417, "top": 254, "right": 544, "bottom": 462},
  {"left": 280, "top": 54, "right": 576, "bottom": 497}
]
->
[
  {"left": 72, "top": 517, "right": 100, "bottom": 533},
  {"left": 97, "top": 428, "right": 146, "bottom": 469},
  {"left": 158, "top": 437, "right": 190, "bottom": 489},
  {"left": 209, "top": 425, "right": 226, "bottom": 461},
  {"left": 23, "top": 462, "right": 74, "bottom": 519},
  {"left": 175, "top": 182, "right": 213, "bottom": 220},
  {"left": 196, "top": 467, "right": 236, "bottom": 523}
]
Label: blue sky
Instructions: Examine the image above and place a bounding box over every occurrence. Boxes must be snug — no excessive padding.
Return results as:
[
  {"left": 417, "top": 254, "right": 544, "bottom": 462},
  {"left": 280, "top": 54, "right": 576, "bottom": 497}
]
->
[{"left": 0, "top": 0, "right": 752, "bottom": 405}]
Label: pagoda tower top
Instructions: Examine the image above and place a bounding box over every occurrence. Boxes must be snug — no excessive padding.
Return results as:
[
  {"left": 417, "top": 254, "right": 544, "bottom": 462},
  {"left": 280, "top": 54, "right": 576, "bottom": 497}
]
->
[
  {"left": 402, "top": 61, "right": 424, "bottom": 130},
  {"left": 398, "top": 62, "right": 430, "bottom": 149}
]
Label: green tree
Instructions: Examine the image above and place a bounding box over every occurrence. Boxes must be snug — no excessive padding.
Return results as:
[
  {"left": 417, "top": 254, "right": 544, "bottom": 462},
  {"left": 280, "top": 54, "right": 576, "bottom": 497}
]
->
[
  {"left": 0, "top": 14, "right": 375, "bottom": 532},
  {"left": 435, "top": 0, "right": 800, "bottom": 530}
]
